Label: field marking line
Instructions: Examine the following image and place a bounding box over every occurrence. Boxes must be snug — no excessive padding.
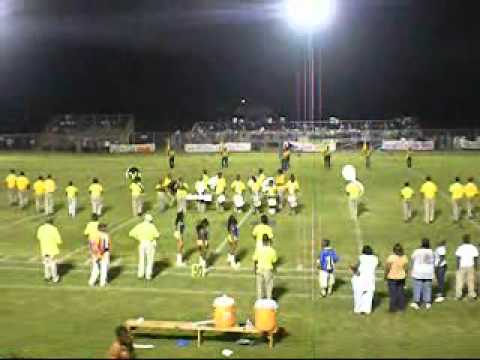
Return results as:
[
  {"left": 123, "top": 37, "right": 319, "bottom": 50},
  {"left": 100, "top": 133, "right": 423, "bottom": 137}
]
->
[
  {"left": 214, "top": 208, "right": 253, "bottom": 254},
  {"left": 0, "top": 213, "right": 45, "bottom": 230},
  {"left": 0, "top": 257, "right": 388, "bottom": 274},
  {"left": 111, "top": 258, "right": 123, "bottom": 267}
]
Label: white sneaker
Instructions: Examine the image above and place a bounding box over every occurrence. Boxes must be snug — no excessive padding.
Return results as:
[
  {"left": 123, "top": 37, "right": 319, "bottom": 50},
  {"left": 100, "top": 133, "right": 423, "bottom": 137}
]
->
[
  {"left": 410, "top": 302, "right": 420, "bottom": 310},
  {"left": 425, "top": 303, "right": 432, "bottom": 310},
  {"left": 434, "top": 296, "right": 445, "bottom": 303}
]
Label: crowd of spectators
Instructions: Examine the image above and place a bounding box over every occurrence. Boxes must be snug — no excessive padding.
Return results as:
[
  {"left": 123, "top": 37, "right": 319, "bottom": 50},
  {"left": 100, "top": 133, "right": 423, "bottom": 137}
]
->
[{"left": 47, "top": 114, "right": 133, "bottom": 135}]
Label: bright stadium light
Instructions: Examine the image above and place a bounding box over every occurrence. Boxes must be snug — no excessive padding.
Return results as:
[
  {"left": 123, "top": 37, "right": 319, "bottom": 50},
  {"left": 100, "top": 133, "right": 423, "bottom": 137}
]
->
[{"left": 286, "top": 0, "right": 336, "bottom": 31}]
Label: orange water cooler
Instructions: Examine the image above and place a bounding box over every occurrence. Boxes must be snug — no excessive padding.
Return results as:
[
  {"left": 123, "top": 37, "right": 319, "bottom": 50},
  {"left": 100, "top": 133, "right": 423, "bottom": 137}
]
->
[
  {"left": 254, "top": 299, "right": 278, "bottom": 332},
  {"left": 213, "top": 295, "right": 236, "bottom": 329}
]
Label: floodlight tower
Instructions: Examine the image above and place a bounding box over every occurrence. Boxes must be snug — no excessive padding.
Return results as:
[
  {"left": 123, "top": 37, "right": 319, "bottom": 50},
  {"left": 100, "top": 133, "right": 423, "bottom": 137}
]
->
[{"left": 286, "top": 0, "right": 335, "bottom": 123}]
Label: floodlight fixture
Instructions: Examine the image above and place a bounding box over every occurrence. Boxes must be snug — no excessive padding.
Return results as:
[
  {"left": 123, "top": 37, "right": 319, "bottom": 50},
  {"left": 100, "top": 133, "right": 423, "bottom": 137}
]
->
[{"left": 285, "top": 0, "right": 336, "bottom": 32}]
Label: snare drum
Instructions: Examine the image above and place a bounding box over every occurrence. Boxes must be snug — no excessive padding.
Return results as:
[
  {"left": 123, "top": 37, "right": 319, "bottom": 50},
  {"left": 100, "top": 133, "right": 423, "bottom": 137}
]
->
[
  {"left": 217, "top": 194, "right": 226, "bottom": 204},
  {"left": 233, "top": 194, "right": 244, "bottom": 208},
  {"left": 267, "top": 197, "right": 277, "bottom": 208},
  {"left": 287, "top": 194, "right": 297, "bottom": 208}
]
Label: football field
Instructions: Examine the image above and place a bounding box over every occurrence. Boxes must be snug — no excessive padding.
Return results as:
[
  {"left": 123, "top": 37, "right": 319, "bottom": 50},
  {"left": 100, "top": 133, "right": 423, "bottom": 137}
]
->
[{"left": 1, "top": 151, "right": 480, "bottom": 358}]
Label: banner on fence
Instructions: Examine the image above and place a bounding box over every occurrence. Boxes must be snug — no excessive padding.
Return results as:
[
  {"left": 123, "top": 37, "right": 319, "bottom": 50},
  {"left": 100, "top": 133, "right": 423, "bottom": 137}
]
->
[
  {"left": 455, "top": 137, "right": 480, "bottom": 150},
  {"left": 381, "top": 140, "right": 434, "bottom": 151},
  {"left": 184, "top": 142, "right": 251, "bottom": 153},
  {"left": 285, "top": 139, "right": 337, "bottom": 153},
  {"left": 109, "top": 143, "right": 156, "bottom": 153}
]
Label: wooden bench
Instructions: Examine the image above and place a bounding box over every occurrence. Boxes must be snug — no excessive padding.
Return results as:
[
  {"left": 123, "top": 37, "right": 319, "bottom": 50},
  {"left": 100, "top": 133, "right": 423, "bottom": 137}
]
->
[{"left": 125, "top": 319, "right": 278, "bottom": 348}]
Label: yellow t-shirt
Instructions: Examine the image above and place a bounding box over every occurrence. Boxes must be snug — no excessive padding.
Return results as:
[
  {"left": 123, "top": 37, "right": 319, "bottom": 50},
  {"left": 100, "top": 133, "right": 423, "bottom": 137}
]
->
[
  {"left": 37, "top": 223, "right": 62, "bottom": 257},
  {"left": 129, "top": 182, "right": 143, "bottom": 197},
  {"left": 129, "top": 222, "right": 160, "bottom": 241},
  {"left": 282, "top": 150, "right": 290, "bottom": 160},
  {"left": 251, "top": 181, "right": 261, "bottom": 193},
  {"left": 176, "top": 187, "right": 188, "bottom": 199},
  {"left": 420, "top": 181, "right": 438, "bottom": 200},
  {"left": 400, "top": 186, "right": 414, "bottom": 200},
  {"left": 286, "top": 180, "right": 300, "bottom": 195},
  {"left": 88, "top": 183, "right": 103, "bottom": 198},
  {"left": 275, "top": 174, "right": 286, "bottom": 187},
  {"left": 65, "top": 185, "right": 79, "bottom": 199},
  {"left": 162, "top": 177, "right": 172, "bottom": 188},
  {"left": 202, "top": 174, "right": 209, "bottom": 187},
  {"left": 16, "top": 176, "right": 30, "bottom": 191},
  {"left": 346, "top": 182, "right": 361, "bottom": 199},
  {"left": 449, "top": 182, "right": 464, "bottom": 200},
  {"left": 386, "top": 254, "right": 408, "bottom": 280},
  {"left": 252, "top": 224, "right": 274, "bottom": 248},
  {"left": 216, "top": 178, "right": 227, "bottom": 195},
  {"left": 464, "top": 182, "right": 479, "bottom": 199},
  {"left": 5, "top": 174, "right": 16, "bottom": 189},
  {"left": 253, "top": 246, "right": 278, "bottom": 272},
  {"left": 267, "top": 186, "right": 277, "bottom": 197},
  {"left": 258, "top": 174, "right": 266, "bottom": 186},
  {"left": 44, "top": 179, "right": 56, "bottom": 193},
  {"left": 231, "top": 180, "right": 246, "bottom": 194},
  {"left": 84, "top": 221, "right": 99, "bottom": 241},
  {"left": 33, "top": 180, "right": 46, "bottom": 196}
]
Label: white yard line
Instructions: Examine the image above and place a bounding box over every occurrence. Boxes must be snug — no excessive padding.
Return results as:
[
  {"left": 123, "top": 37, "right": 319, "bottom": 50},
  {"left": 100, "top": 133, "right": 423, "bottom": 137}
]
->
[
  {"left": 0, "top": 213, "right": 45, "bottom": 230},
  {"left": 353, "top": 216, "right": 364, "bottom": 254},
  {"left": 311, "top": 201, "right": 317, "bottom": 301},
  {"left": 214, "top": 208, "right": 253, "bottom": 254},
  {"left": 110, "top": 258, "right": 123, "bottom": 267}
]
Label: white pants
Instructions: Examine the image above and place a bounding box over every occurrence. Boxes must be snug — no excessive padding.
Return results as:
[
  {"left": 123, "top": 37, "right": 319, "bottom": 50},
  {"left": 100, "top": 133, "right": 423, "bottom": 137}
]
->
[
  {"left": 132, "top": 196, "right": 143, "bottom": 216},
  {"left": 88, "top": 252, "right": 110, "bottom": 286},
  {"left": 44, "top": 192, "right": 54, "bottom": 215},
  {"left": 7, "top": 188, "right": 17, "bottom": 205},
  {"left": 67, "top": 197, "right": 77, "bottom": 217},
  {"left": 91, "top": 197, "right": 103, "bottom": 216},
  {"left": 138, "top": 240, "right": 156, "bottom": 280},
  {"left": 352, "top": 276, "right": 374, "bottom": 314},
  {"left": 43, "top": 255, "right": 59, "bottom": 282},
  {"left": 319, "top": 270, "right": 335, "bottom": 291},
  {"left": 35, "top": 195, "right": 44, "bottom": 213},
  {"left": 18, "top": 190, "right": 28, "bottom": 208}
]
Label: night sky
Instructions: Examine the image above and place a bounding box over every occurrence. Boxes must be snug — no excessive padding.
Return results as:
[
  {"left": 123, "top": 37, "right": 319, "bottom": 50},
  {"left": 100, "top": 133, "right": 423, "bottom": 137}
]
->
[{"left": 0, "top": 0, "right": 479, "bottom": 132}]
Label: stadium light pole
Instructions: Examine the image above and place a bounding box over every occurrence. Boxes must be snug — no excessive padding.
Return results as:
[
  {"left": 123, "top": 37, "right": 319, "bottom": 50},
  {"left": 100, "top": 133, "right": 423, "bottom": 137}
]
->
[{"left": 285, "top": 0, "right": 335, "bottom": 123}]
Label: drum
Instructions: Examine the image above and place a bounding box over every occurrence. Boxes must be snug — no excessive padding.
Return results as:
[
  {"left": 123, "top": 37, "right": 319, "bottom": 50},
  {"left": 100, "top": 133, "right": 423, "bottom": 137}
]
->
[
  {"left": 287, "top": 194, "right": 297, "bottom": 208},
  {"left": 213, "top": 295, "right": 236, "bottom": 329},
  {"left": 202, "top": 193, "right": 213, "bottom": 202},
  {"left": 217, "top": 194, "right": 226, "bottom": 204},
  {"left": 267, "top": 197, "right": 277, "bottom": 207},
  {"left": 233, "top": 194, "right": 244, "bottom": 208},
  {"left": 252, "top": 193, "right": 262, "bottom": 208},
  {"left": 254, "top": 299, "right": 278, "bottom": 332}
]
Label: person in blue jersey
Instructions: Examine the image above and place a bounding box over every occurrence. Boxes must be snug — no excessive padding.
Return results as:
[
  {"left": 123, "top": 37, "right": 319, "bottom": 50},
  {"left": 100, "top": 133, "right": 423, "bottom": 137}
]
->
[{"left": 317, "top": 239, "right": 340, "bottom": 297}]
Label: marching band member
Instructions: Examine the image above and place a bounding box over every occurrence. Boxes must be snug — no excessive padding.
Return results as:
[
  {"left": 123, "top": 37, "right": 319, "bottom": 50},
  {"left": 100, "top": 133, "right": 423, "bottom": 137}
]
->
[
  {"left": 275, "top": 169, "right": 286, "bottom": 210},
  {"left": 88, "top": 177, "right": 104, "bottom": 216},
  {"left": 195, "top": 175, "right": 207, "bottom": 212},
  {"left": 286, "top": 174, "right": 300, "bottom": 215},
  {"left": 129, "top": 177, "right": 144, "bottom": 217},
  {"left": 215, "top": 172, "right": 227, "bottom": 212},
  {"left": 231, "top": 174, "right": 246, "bottom": 213},
  {"left": 265, "top": 178, "right": 278, "bottom": 215}
]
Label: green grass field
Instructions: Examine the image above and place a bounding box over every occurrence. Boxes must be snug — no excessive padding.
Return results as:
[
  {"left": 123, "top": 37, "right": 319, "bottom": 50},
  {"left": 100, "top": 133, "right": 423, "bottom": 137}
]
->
[{"left": 1, "top": 151, "right": 480, "bottom": 358}]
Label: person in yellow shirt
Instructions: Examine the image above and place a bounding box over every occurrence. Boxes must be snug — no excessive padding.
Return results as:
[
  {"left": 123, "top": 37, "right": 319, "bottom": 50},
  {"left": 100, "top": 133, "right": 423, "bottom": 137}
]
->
[
  {"left": 361, "top": 142, "right": 373, "bottom": 169},
  {"left": 84, "top": 213, "right": 99, "bottom": 242},
  {"left": 281, "top": 145, "right": 291, "bottom": 171},
  {"left": 16, "top": 171, "right": 30, "bottom": 209},
  {"left": 257, "top": 168, "right": 266, "bottom": 187},
  {"left": 449, "top": 177, "right": 464, "bottom": 222},
  {"left": 215, "top": 172, "right": 227, "bottom": 211},
  {"left": 4, "top": 169, "right": 17, "bottom": 205},
  {"left": 275, "top": 169, "right": 287, "bottom": 210},
  {"left": 321, "top": 145, "right": 331, "bottom": 169},
  {"left": 88, "top": 177, "right": 104, "bottom": 216},
  {"left": 175, "top": 178, "right": 189, "bottom": 214},
  {"left": 248, "top": 175, "right": 262, "bottom": 213},
  {"left": 44, "top": 174, "right": 56, "bottom": 215},
  {"left": 155, "top": 178, "right": 169, "bottom": 212},
  {"left": 346, "top": 180, "right": 363, "bottom": 220},
  {"left": 202, "top": 169, "right": 209, "bottom": 187},
  {"left": 129, "top": 177, "right": 144, "bottom": 217},
  {"left": 286, "top": 174, "right": 300, "bottom": 215},
  {"left": 231, "top": 174, "right": 246, "bottom": 213},
  {"left": 400, "top": 182, "right": 415, "bottom": 222},
  {"left": 220, "top": 143, "right": 229, "bottom": 169},
  {"left": 464, "top": 177, "right": 479, "bottom": 219},
  {"left": 252, "top": 214, "right": 274, "bottom": 249},
  {"left": 420, "top": 176, "right": 438, "bottom": 224},
  {"left": 37, "top": 218, "right": 62, "bottom": 283},
  {"left": 65, "top": 181, "right": 79, "bottom": 217},
  {"left": 129, "top": 214, "right": 160, "bottom": 280},
  {"left": 406, "top": 148, "right": 413, "bottom": 168},
  {"left": 265, "top": 179, "right": 278, "bottom": 215},
  {"left": 33, "top": 176, "right": 45, "bottom": 213},
  {"left": 167, "top": 147, "right": 175, "bottom": 169},
  {"left": 253, "top": 234, "right": 278, "bottom": 299}
]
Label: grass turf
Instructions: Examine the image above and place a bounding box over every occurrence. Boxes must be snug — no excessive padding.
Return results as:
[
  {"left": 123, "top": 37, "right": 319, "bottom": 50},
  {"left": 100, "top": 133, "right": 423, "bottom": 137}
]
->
[{"left": 0, "top": 151, "right": 480, "bottom": 358}]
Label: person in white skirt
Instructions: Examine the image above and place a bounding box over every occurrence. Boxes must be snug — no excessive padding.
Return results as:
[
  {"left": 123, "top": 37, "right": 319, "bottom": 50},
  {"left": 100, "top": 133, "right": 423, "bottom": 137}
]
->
[{"left": 350, "top": 245, "right": 378, "bottom": 315}]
